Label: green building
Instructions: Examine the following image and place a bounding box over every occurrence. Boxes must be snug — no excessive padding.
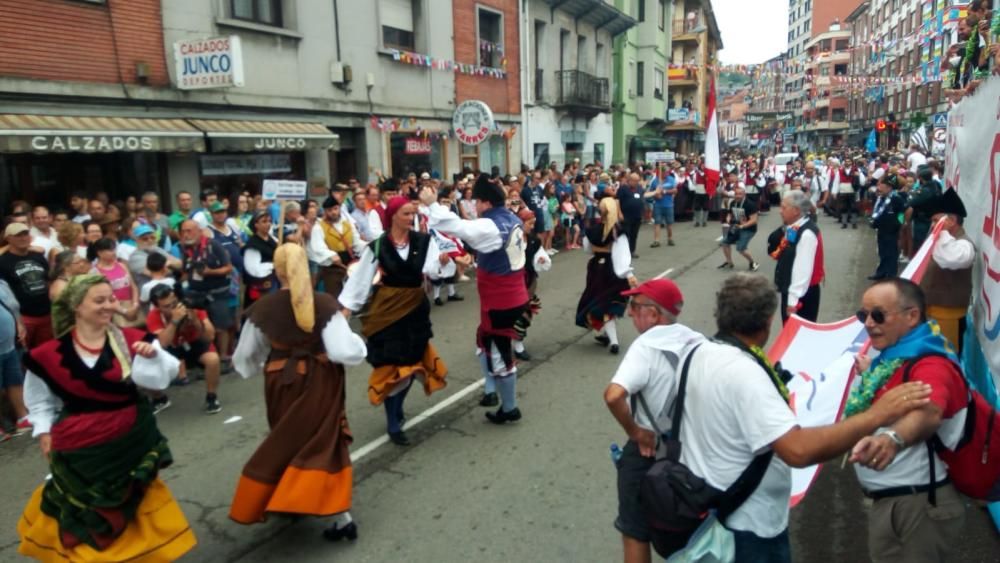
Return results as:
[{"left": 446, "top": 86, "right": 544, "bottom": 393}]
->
[{"left": 612, "top": 0, "right": 671, "bottom": 165}]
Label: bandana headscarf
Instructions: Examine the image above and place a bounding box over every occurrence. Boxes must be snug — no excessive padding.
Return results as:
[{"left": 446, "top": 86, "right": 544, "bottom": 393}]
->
[
  {"left": 599, "top": 197, "right": 621, "bottom": 242},
  {"left": 382, "top": 196, "right": 411, "bottom": 232},
  {"left": 273, "top": 243, "right": 315, "bottom": 332},
  {"left": 52, "top": 274, "right": 108, "bottom": 338}
]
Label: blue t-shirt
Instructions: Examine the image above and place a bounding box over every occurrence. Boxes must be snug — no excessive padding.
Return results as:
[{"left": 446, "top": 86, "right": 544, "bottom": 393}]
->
[
  {"left": 0, "top": 283, "right": 16, "bottom": 354},
  {"left": 646, "top": 176, "right": 676, "bottom": 209}
]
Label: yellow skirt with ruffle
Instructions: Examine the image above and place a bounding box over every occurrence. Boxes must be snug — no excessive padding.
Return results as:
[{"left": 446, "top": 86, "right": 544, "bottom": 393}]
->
[{"left": 17, "top": 478, "right": 197, "bottom": 562}]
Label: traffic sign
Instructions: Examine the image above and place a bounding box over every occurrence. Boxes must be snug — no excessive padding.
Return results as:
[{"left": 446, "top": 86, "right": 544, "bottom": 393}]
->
[
  {"left": 933, "top": 128, "right": 946, "bottom": 142},
  {"left": 933, "top": 112, "right": 948, "bottom": 128}
]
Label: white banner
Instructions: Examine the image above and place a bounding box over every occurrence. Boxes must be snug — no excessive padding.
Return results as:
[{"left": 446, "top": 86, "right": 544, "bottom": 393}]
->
[{"left": 768, "top": 224, "right": 942, "bottom": 505}]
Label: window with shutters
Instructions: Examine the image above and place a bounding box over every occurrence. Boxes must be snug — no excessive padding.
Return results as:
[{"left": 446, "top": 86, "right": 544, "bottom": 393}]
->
[{"left": 380, "top": 0, "right": 417, "bottom": 50}]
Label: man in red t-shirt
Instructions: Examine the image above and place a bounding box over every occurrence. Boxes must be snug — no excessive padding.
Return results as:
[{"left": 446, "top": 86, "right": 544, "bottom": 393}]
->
[
  {"left": 849, "top": 279, "right": 967, "bottom": 562},
  {"left": 146, "top": 285, "right": 222, "bottom": 415}
]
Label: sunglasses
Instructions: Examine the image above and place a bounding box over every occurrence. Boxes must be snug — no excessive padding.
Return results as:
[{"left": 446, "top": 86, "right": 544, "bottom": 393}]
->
[{"left": 856, "top": 307, "right": 913, "bottom": 324}]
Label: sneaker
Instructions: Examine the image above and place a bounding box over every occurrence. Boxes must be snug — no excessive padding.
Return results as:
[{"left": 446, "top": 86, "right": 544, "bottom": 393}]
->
[
  {"left": 750, "top": 261, "right": 760, "bottom": 272},
  {"left": 650, "top": 241, "right": 661, "bottom": 248},
  {"left": 717, "top": 262, "right": 734, "bottom": 270},
  {"left": 550, "top": 248, "right": 560, "bottom": 255},
  {"left": 205, "top": 396, "right": 222, "bottom": 415},
  {"left": 458, "top": 274, "right": 472, "bottom": 282},
  {"left": 667, "top": 239, "right": 676, "bottom": 246},
  {"left": 14, "top": 418, "right": 32, "bottom": 436},
  {"left": 152, "top": 396, "right": 172, "bottom": 415},
  {"left": 546, "top": 248, "right": 557, "bottom": 256}
]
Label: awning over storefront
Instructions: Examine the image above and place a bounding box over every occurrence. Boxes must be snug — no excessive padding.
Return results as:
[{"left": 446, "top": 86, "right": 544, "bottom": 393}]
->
[
  {"left": 0, "top": 114, "right": 205, "bottom": 153},
  {"left": 189, "top": 119, "right": 339, "bottom": 152}
]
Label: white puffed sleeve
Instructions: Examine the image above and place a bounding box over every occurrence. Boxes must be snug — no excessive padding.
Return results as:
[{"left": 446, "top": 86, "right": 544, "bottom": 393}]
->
[
  {"left": 232, "top": 320, "right": 272, "bottom": 379},
  {"left": 244, "top": 247, "right": 275, "bottom": 278},
  {"left": 533, "top": 247, "right": 552, "bottom": 273},
  {"left": 611, "top": 234, "right": 634, "bottom": 279},
  {"left": 339, "top": 245, "right": 378, "bottom": 312},
  {"left": 24, "top": 372, "right": 61, "bottom": 438},
  {"left": 425, "top": 202, "right": 503, "bottom": 253},
  {"left": 131, "top": 340, "right": 179, "bottom": 390},
  {"left": 422, "top": 237, "right": 444, "bottom": 278},
  {"left": 321, "top": 312, "right": 367, "bottom": 366}
]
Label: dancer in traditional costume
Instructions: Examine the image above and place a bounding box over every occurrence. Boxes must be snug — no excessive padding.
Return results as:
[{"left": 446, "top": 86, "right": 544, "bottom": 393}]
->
[
  {"left": 576, "top": 198, "right": 638, "bottom": 355},
  {"left": 230, "top": 244, "right": 367, "bottom": 541},
  {"left": 511, "top": 207, "right": 551, "bottom": 361},
  {"left": 422, "top": 175, "right": 530, "bottom": 424},
  {"left": 242, "top": 210, "right": 278, "bottom": 309},
  {"left": 18, "top": 274, "right": 195, "bottom": 562},
  {"left": 339, "top": 196, "right": 449, "bottom": 446}
]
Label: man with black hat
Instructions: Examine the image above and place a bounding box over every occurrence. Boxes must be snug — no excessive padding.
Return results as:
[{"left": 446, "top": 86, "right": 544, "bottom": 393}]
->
[
  {"left": 869, "top": 174, "right": 906, "bottom": 281},
  {"left": 918, "top": 188, "right": 974, "bottom": 352},
  {"left": 309, "top": 196, "right": 364, "bottom": 299},
  {"left": 421, "top": 174, "right": 530, "bottom": 424}
]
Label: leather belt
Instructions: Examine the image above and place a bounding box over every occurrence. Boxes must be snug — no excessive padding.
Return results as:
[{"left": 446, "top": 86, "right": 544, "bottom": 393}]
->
[{"left": 863, "top": 477, "right": 950, "bottom": 501}]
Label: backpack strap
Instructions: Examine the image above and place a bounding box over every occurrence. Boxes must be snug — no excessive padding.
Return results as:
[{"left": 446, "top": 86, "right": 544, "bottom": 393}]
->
[
  {"left": 631, "top": 345, "right": 701, "bottom": 443},
  {"left": 900, "top": 352, "right": 959, "bottom": 507}
]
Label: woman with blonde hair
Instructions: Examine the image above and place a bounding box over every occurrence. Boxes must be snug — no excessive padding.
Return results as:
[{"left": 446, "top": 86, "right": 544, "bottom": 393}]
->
[{"left": 575, "top": 198, "right": 637, "bottom": 354}]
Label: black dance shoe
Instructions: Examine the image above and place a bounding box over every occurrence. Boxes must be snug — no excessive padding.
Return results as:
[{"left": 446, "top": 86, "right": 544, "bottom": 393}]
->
[
  {"left": 323, "top": 521, "right": 358, "bottom": 542},
  {"left": 486, "top": 407, "right": 522, "bottom": 425}
]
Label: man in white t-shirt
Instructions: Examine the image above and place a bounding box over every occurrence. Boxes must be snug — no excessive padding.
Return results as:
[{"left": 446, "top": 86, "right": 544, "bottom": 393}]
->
[
  {"left": 675, "top": 274, "right": 931, "bottom": 561},
  {"left": 907, "top": 144, "right": 928, "bottom": 173},
  {"left": 604, "top": 278, "right": 704, "bottom": 563}
]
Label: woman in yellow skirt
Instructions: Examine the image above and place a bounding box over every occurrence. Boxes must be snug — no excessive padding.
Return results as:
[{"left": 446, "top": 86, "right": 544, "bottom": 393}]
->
[{"left": 18, "top": 274, "right": 196, "bottom": 561}]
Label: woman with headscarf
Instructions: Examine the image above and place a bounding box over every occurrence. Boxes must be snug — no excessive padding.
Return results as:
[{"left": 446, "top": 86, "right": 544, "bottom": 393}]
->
[
  {"left": 229, "top": 244, "right": 367, "bottom": 541},
  {"left": 17, "top": 275, "right": 194, "bottom": 561},
  {"left": 575, "top": 198, "right": 638, "bottom": 355},
  {"left": 339, "top": 196, "right": 449, "bottom": 446},
  {"left": 242, "top": 210, "right": 278, "bottom": 308}
]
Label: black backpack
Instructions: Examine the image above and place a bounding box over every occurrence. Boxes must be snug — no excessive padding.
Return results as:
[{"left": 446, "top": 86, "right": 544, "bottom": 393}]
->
[{"left": 637, "top": 343, "right": 774, "bottom": 557}]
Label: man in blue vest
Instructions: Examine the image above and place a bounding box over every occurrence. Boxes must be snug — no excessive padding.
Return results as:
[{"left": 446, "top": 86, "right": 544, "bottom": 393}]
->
[{"left": 422, "top": 175, "right": 530, "bottom": 424}]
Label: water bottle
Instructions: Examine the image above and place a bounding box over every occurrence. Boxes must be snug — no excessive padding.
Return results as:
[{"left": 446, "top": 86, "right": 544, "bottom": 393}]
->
[{"left": 610, "top": 442, "right": 623, "bottom": 465}]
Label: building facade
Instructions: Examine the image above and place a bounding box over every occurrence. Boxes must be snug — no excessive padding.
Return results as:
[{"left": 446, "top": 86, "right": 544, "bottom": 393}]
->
[
  {"left": 801, "top": 24, "right": 851, "bottom": 148},
  {"left": 612, "top": 0, "right": 671, "bottom": 165},
  {"left": 718, "top": 88, "right": 750, "bottom": 149},
  {"left": 0, "top": 0, "right": 525, "bottom": 213},
  {"left": 521, "top": 0, "right": 633, "bottom": 169},
  {"left": 663, "top": 0, "right": 723, "bottom": 155}
]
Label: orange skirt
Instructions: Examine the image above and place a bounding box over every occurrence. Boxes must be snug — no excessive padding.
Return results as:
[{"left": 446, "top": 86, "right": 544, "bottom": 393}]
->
[
  {"left": 17, "top": 478, "right": 196, "bottom": 562},
  {"left": 367, "top": 343, "right": 448, "bottom": 405}
]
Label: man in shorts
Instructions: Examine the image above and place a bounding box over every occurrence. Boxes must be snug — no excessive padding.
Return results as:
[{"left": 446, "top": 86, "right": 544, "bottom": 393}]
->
[
  {"left": 645, "top": 165, "right": 677, "bottom": 248},
  {"left": 146, "top": 285, "right": 222, "bottom": 414},
  {"left": 604, "top": 278, "right": 704, "bottom": 563},
  {"left": 718, "top": 185, "right": 760, "bottom": 271}
]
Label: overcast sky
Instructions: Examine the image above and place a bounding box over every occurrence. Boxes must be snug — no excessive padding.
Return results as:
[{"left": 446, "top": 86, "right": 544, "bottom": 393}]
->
[{"left": 712, "top": 0, "right": 789, "bottom": 64}]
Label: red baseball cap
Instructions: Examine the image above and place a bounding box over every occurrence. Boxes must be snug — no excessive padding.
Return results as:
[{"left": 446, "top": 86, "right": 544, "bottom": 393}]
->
[{"left": 622, "top": 279, "right": 683, "bottom": 316}]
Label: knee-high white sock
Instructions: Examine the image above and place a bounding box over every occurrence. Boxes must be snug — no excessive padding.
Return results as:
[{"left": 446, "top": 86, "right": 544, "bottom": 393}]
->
[
  {"left": 433, "top": 285, "right": 441, "bottom": 299},
  {"left": 447, "top": 283, "right": 456, "bottom": 296},
  {"left": 513, "top": 339, "right": 525, "bottom": 353},
  {"left": 604, "top": 319, "right": 619, "bottom": 346}
]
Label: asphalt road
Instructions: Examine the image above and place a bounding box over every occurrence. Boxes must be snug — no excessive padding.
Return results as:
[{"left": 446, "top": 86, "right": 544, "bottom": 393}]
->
[{"left": 1, "top": 210, "right": 998, "bottom": 562}]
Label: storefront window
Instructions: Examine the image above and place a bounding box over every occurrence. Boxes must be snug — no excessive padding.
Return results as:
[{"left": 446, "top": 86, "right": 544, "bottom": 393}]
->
[
  {"left": 0, "top": 153, "right": 166, "bottom": 212},
  {"left": 390, "top": 132, "right": 444, "bottom": 178},
  {"left": 199, "top": 152, "right": 305, "bottom": 201},
  {"left": 478, "top": 135, "right": 508, "bottom": 175}
]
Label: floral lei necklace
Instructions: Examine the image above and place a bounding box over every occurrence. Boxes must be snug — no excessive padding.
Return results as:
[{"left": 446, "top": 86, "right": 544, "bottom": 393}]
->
[
  {"left": 749, "top": 345, "right": 790, "bottom": 403},
  {"left": 843, "top": 358, "right": 905, "bottom": 417},
  {"left": 769, "top": 224, "right": 801, "bottom": 261}
]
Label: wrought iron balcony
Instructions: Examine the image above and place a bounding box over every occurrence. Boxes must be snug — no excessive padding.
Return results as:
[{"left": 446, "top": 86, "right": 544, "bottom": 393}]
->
[{"left": 553, "top": 70, "right": 610, "bottom": 116}]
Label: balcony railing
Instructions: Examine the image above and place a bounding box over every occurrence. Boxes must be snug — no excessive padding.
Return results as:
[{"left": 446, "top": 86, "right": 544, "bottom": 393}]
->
[
  {"left": 554, "top": 70, "right": 610, "bottom": 113},
  {"left": 672, "top": 19, "right": 704, "bottom": 37}
]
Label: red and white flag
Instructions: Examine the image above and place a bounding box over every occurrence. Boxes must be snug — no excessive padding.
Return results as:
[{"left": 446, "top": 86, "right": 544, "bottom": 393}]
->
[{"left": 703, "top": 75, "right": 720, "bottom": 198}]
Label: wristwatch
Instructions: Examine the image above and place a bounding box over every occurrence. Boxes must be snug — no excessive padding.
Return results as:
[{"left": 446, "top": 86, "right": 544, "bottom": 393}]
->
[{"left": 877, "top": 429, "right": 906, "bottom": 450}]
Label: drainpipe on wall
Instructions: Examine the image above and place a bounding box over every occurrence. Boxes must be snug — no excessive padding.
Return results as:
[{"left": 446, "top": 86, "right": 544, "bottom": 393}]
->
[{"left": 520, "top": 0, "right": 530, "bottom": 168}]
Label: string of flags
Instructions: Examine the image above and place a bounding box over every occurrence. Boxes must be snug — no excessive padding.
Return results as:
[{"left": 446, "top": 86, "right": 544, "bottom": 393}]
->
[
  {"left": 389, "top": 49, "right": 507, "bottom": 79},
  {"left": 368, "top": 115, "right": 518, "bottom": 141}
]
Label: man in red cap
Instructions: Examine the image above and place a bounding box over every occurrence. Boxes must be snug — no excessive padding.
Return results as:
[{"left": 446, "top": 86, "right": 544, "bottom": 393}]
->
[{"left": 603, "top": 278, "right": 705, "bottom": 563}]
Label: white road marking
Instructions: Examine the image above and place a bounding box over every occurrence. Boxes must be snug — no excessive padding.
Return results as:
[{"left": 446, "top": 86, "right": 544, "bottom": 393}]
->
[
  {"left": 223, "top": 416, "right": 243, "bottom": 424},
  {"left": 350, "top": 378, "right": 486, "bottom": 463},
  {"left": 654, "top": 268, "right": 675, "bottom": 279}
]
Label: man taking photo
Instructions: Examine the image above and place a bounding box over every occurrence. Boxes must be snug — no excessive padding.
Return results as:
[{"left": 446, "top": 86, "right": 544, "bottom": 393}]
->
[{"left": 178, "top": 219, "right": 235, "bottom": 368}]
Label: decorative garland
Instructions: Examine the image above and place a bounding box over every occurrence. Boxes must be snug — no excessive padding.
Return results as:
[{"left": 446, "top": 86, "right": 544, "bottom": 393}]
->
[
  {"left": 769, "top": 225, "right": 800, "bottom": 261},
  {"left": 844, "top": 358, "right": 905, "bottom": 417},
  {"left": 749, "top": 345, "right": 790, "bottom": 402}
]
